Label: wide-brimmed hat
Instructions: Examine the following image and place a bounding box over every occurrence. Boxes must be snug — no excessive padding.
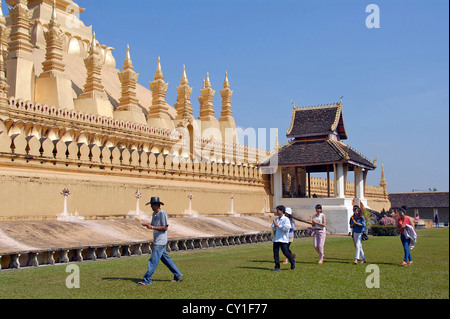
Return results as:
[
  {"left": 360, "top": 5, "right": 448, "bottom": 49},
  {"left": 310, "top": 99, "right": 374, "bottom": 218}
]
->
[
  {"left": 145, "top": 196, "right": 164, "bottom": 206},
  {"left": 285, "top": 207, "right": 293, "bottom": 215}
]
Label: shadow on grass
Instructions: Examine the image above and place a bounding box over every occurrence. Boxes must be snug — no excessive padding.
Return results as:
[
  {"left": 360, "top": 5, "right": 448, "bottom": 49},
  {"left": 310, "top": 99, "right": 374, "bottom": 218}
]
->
[
  {"left": 249, "top": 257, "right": 398, "bottom": 266},
  {"left": 250, "top": 259, "right": 273, "bottom": 263},
  {"left": 238, "top": 266, "right": 293, "bottom": 271},
  {"left": 102, "top": 277, "right": 141, "bottom": 283},
  {"left": 250, "top": 258, "right": 352, "bottom": 265},
  {"left": 102, "top": 277, "right": 171, "bottom": 283}
]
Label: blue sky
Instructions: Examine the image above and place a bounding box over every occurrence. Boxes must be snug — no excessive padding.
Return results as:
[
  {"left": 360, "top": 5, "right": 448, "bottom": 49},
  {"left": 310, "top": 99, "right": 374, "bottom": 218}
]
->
[{"left": 75, "top": 0, "right": 449, "bottom": 193}]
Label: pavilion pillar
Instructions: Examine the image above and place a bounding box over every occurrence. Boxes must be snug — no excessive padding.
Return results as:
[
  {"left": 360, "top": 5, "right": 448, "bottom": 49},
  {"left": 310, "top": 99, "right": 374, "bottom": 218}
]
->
[
  {"left": 336, "top": 163, "right": 345, "bottom": 198},
  {"left": 326, "top": 165, "right": 330, "bottom": 197},
  {"left": 298, "top": 167, "right": 307, "bottom": 197},
  {"left": 273, "top": 169, "right": 282, "bottom": 207},
  {"left": 355, "top": 167, "right": 365, "bottom": 203}
]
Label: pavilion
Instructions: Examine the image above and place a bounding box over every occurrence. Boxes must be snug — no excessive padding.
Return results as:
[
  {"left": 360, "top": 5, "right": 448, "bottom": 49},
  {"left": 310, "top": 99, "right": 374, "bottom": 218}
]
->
[{"left": 262, "top": 100, "right": 377, "bottom": 234}]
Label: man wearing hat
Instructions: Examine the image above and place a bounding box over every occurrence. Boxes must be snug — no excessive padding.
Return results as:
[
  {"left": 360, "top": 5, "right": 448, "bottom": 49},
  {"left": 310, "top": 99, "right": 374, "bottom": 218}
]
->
[{"left": 138, "top": 197, "right": 184, "bottom": 285}]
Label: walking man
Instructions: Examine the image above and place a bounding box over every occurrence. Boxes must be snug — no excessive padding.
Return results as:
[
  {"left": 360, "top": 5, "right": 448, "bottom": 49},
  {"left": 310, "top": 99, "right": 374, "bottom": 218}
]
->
[
  {"left": 138, "top": 196, "right": 184, "bottom": 285},
  {"left": 271, "top": 205, "right": 296, "bottom": 271}
]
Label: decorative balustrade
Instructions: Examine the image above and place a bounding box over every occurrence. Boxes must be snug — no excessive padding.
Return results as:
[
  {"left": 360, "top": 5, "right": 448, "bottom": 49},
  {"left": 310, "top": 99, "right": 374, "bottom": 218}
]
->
[
  {"left": 6, "top": 97, "right": 180, "bottom": 139},
  {"left": 0, "top": 97, "right": 269, "bottom": 184},
  {"left": 307, "top": 176, "right": 385, "bottom": 199},
  {"left": 0, "top": 229, "right": 308, "bottom": 271}
]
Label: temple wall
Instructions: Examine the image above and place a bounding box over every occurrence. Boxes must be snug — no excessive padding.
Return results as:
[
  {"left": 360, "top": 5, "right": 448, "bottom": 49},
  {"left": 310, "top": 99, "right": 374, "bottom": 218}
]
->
[
  {"left": 0, "top": 98, "right": 271, "bottom": 220},
  {"left": 0, "top": 166, "right": 270, "bottom": 220}
]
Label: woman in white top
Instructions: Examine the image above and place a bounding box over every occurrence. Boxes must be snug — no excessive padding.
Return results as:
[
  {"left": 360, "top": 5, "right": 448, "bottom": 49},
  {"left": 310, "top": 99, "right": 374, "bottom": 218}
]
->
[{"left": 312, "top": 204, "right": 326, "bottom": 264}]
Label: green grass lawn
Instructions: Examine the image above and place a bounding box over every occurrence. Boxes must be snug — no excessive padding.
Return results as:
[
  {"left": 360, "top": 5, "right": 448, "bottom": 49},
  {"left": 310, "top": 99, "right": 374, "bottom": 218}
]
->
[{"left": 0, "top": 228, "right": 448, "bottom": 299}]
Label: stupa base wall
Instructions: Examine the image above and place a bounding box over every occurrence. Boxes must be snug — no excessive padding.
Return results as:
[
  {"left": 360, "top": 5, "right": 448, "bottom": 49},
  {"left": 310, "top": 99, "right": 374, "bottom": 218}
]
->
[{"left": 0, "top": 164, "right": 271, "bottom": 221}]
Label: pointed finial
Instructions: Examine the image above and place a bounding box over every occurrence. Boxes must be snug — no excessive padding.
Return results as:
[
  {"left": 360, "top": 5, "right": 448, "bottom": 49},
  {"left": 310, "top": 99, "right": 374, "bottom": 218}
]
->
[
  {"left": 205, "top": 72, "right": 211, "bottom": 88},
  {"left": 126, "top": 44, "right": 131, "bottom": 60},
  {"left": 274, "top": 127, "right": 279, "bottom": 152},
  {"left": 380, "top": 164, "right": 387, "bottom": 188},
  {"left": 122, "top": 44, "right": 134, "bottom": 69},
  {"left": 50, "top": 0, "right": 57, "bottom": 23},
  {"left": 223, "top": 71, "right": 229, "bottom": 88},
  {"left": 180, "top": 64, "right": 189, "bottom": 85},
  {"left": 86, "top": 32, "right": 97, "bottom": 55},
  {"left": 154, "top": 56, "right": 164, "bottom": 80}
]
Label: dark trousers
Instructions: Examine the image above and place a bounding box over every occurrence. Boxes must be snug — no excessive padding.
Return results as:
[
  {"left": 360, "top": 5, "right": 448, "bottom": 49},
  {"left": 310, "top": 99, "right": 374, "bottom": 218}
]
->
[{"left": 273, "top": 241, "right": 295, "bottom": 269}]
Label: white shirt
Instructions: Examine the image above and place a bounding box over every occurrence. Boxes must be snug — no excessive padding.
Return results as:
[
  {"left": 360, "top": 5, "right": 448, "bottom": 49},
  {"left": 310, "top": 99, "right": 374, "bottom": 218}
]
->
[{"left": 271, "top": 215, "right": 291, "bottom": 243}]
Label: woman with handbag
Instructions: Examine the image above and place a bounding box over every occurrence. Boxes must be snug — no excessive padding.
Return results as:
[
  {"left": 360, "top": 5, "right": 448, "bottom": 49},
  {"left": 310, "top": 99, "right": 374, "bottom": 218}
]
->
[
  {"left": 350, "top": 205, "right": 367, "bottom": 265},
  {"left": 397, "top": 208, "right": 414, "bottom": 266},
  {"left": 312, "top": 204, "right": 327, "bottom": 264}
]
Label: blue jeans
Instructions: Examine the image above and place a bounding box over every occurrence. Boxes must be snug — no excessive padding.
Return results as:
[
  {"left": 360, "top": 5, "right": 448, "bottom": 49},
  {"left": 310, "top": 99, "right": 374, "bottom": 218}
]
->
[
  {"left": 142, "top": 244, "right": 183, "bottom": 285},
  {"left": 353, "top": 232, "right": 366, "bottom": 261},
  {"left": 400, "top": 233, "right": 413, "bottom": 262}
]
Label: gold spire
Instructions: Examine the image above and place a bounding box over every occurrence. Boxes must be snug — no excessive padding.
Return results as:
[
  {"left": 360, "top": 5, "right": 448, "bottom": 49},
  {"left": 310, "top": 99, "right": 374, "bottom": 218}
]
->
[
  {"left": 198, "top": 72, "right": 215, "bottom": 120},
  {"left": 154, "top": 56, "right": 164, "bottom": 80},
  {"left": 180, "top": 64, "right": 189, "bottom": 85},
  {"left": 50, "top": 0, "right": 57, "bottom": 24},
  {"left": 205, "top": 72, "right": 211, "bottom": 88},
  {"left": 122, "top": 44, "right": 134, "bottom": 70},
  {"left": 220, "top": 71, "right": 233, "bottom": 119},
  {"left": 89, "top": 31, "right": 98, "bottom": 54},
  {"left": 148, "top": 56, "right": 170, "bottom": 118},
  {"left": 41, "top": 0, "right": 65, "bottom": 76},
  {"left": 5, "top": 0, "right": 34, "bottom": 100},
  {"left": 380, "top": 164, "right": 387, "bottom": 188},
  {"left": 174, "top": 64, "right": 193, "bottom": 121},
  {"left": 223, "top": 71, "right": 230, "bottom": 88},
  {"left": 274, "top": 128, "right": 279, "bottom": 152},
  {"left": 7, "top": 0, "right": 33, "bottom": 55},
  {"left": 380, "top": 164, "right": 388, "bottom": 199},
  {"left": 117, "top": 44, "right": 139, "bottom": 111},
  {"left": 79, "top": 32, "right": 106, "bottom": 99}
]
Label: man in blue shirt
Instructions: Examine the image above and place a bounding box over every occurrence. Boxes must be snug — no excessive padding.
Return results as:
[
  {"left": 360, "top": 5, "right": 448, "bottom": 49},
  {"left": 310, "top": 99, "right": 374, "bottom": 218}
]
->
[
  {"left": 138, "top": 196, "right": 183, "bottom": 285},
  {"left": 271, "top": 205, "right": 296, "bottom": 271}
]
